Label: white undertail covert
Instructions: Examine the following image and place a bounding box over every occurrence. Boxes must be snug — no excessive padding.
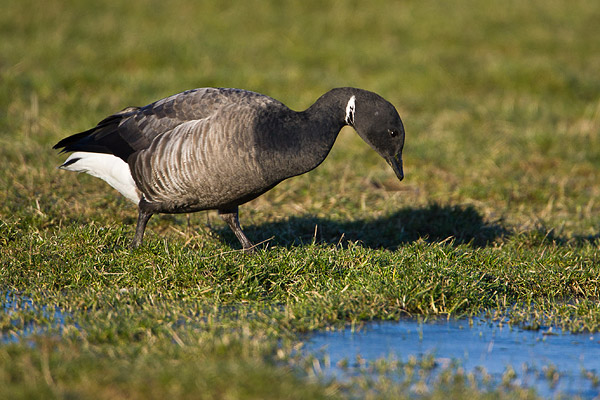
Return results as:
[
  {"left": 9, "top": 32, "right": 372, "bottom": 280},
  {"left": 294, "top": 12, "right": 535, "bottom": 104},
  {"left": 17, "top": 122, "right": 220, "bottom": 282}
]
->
[{"left": 59, "top": 152, "right": 141, "bottom": 203}]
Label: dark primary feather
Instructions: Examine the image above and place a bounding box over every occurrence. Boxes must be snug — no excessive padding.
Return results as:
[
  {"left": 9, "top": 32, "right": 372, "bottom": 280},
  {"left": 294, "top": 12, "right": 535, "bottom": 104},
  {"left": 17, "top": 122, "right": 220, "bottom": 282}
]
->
[{"left": 53, "top": 107, "right": 137, "bottom": 153}]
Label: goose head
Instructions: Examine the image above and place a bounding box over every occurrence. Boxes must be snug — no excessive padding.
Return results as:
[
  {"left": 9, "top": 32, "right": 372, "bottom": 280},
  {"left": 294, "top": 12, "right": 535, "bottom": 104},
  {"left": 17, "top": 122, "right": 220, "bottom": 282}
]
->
[{"left": 345, "top": 91, "right": 405, "bottom": 181}]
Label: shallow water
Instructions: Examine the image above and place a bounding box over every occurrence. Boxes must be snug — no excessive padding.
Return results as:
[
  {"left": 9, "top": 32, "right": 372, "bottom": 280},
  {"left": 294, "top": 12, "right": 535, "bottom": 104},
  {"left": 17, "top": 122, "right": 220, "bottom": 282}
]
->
[
  {"left": 3, "top": 293, "right": 599, "bottom": 398},
  {"left": 306, "top": 318, "right": 600, "bottom": 398},
  {"left": 1, "top": 292, "right": 69, "bottom": 343}
]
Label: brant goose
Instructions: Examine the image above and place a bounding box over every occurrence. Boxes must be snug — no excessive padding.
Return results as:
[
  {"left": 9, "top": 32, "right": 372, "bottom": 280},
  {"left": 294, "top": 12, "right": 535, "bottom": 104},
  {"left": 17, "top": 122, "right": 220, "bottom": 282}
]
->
[{"left": 54, "top": 87, "right": 405, "bottom": 251}]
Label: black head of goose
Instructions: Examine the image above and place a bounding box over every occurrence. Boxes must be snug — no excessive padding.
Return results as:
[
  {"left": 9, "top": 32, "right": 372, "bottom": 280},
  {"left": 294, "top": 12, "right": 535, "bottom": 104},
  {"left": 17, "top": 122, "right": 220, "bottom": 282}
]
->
[{"left": 54, "top": 87, "right": 405, "bottom": 252}]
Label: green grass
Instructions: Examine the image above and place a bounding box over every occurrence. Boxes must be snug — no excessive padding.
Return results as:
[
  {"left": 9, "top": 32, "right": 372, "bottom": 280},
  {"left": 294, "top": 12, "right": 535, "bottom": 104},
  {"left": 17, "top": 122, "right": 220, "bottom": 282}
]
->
[{"left": 2, "top": 0, "right": 600, "bottom": 398}]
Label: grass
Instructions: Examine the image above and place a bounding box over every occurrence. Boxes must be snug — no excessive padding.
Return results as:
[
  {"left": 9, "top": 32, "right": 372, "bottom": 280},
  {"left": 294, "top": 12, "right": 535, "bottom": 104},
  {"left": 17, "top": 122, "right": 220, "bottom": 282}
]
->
[{"left": 1, "top": 0, "right": 600, "bottom": 398}]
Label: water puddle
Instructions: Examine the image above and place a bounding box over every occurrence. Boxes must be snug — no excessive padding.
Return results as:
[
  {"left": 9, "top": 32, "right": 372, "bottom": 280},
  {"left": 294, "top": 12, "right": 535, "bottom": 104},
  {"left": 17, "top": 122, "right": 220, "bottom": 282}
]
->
[
  {"left": 306, "top": 318, "right": 600, "bottom": 399},
  {"left": 1, "top": 292, "right": 70, "bottom": 343},
  {"left": 3, "top": 293, "right": 599, "bottom": 398}
]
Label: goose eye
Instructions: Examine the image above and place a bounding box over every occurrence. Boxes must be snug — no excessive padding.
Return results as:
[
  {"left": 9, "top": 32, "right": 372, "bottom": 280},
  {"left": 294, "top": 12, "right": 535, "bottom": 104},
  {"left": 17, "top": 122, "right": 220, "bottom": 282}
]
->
[{"left": 388, "top": 129, "right": 398, "bottom": 138}]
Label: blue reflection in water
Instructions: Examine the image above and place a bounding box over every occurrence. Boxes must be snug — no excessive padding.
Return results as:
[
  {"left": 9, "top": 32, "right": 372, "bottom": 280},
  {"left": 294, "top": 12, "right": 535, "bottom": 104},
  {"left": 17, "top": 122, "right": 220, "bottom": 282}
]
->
[
  {"left": 306, "top": 318, "right": 600, "bottom": 398},
  {"left": 1, "top": 292, "right": 70, "bottom": 343}
]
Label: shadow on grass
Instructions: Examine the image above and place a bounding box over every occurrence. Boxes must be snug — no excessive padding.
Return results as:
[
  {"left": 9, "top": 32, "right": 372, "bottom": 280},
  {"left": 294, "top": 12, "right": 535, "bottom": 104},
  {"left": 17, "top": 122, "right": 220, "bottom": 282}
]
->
[
  {"left": 218, "top": 203, "right": 510, "bottom": 250},
  {"left": 525, "top": 228, "right": 600, "bottom": 248}
]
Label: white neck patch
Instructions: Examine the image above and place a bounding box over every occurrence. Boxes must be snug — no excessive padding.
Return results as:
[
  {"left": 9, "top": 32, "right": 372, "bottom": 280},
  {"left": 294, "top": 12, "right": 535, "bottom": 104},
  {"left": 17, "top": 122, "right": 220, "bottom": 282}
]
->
[{"left": 345, "top": 95, "right": 356, "bottom": 126}]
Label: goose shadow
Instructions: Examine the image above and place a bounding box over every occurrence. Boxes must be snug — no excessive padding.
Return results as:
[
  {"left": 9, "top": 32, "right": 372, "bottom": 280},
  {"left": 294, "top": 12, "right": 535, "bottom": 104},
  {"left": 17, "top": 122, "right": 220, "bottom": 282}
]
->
[{"left": 216, "top": 203, "right": 510, "bottom": 250}]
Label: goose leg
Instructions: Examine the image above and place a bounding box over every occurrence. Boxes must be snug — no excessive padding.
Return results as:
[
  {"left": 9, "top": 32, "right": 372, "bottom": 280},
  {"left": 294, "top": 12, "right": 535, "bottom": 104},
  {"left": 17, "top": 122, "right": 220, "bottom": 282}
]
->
[
  {"left": 132, "top": 208, "right": 153, "bottom": 248},
  {"left": 218, "top": 207, "right": 255, "bottom": 252}
]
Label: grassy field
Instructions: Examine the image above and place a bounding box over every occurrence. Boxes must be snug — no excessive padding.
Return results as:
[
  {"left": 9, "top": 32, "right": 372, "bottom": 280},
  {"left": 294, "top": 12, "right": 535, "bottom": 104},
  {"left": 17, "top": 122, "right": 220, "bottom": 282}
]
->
[{"left": 2, "top": 0, "right": 600, "bottom": 398}]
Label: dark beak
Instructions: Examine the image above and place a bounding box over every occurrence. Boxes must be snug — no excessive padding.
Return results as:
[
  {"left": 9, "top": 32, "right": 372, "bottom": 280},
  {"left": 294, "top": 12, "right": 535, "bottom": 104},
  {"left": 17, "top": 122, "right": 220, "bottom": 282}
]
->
[{"left": 386, "top": 153, "right": 404, "bottom": 181}]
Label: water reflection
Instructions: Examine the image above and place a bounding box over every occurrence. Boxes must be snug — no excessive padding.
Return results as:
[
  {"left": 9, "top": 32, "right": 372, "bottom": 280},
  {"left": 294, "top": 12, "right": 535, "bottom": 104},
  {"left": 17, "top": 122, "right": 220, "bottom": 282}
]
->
[
  {"left": 306, "top": 318, "right": 600, "bottom": 398},
  {"left": 1, "top": 292, "right": 69, "bottom": 343}
]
